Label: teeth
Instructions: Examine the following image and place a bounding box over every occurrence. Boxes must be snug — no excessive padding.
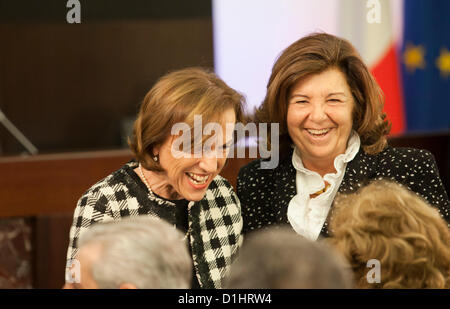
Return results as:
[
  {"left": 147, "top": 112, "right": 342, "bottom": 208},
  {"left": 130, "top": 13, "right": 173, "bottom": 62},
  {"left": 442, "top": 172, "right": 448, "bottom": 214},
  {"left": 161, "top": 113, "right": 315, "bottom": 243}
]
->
[
  {"left": 187, "top": 172, "right": 208, "bottom": 185},
  {"left": 307, "top": 128, "right": 330, "bottom": 135}
]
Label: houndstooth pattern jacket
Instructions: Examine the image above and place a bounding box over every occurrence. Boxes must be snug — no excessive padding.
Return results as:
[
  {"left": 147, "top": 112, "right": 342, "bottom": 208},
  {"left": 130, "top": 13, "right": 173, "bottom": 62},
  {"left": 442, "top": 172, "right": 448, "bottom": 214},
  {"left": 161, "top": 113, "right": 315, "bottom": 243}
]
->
[{"left": 66, "top": 161, "right": 243, "bottom": 289}]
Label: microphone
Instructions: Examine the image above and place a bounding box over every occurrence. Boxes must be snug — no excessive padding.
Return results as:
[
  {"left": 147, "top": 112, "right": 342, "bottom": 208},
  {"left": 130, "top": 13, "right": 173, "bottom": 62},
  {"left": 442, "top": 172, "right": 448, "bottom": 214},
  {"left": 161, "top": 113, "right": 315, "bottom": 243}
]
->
[{"left": 0, "top": 108, "right": 38, "bottom": 155}]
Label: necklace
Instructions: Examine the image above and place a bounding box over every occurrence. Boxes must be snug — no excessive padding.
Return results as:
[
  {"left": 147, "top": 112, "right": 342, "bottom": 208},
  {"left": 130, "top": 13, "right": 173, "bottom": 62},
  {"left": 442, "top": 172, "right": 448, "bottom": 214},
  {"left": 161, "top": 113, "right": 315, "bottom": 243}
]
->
[{"left": 138, "top": 163, "right": 191, "bottom": 240}]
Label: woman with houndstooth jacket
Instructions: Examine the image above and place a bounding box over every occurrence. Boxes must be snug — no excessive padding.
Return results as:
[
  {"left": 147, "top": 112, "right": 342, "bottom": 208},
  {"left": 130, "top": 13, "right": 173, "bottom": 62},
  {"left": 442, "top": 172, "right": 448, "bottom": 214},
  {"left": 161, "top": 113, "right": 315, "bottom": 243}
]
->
[
  {"left": 237, "top": 33, "right": 450, "bottom": 241},
  {"left": 65, "top": 67, "right": 245, "bottom": 289}
]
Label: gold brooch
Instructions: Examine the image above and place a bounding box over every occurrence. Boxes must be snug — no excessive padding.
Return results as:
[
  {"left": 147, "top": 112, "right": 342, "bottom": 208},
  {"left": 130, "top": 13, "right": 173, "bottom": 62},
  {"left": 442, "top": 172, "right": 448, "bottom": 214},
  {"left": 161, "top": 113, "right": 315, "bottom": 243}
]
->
[{"left": 311, "top": 183, "right": 331, "bottom": 197}]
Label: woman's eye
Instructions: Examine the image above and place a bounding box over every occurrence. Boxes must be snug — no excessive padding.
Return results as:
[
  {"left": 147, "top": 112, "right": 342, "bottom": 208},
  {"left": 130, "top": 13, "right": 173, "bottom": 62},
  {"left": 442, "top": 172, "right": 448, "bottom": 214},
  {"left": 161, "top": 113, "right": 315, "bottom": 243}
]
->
[
  {"left": 295, "top": 100, "right": 308, "bottom": 104},
  {"left": 328, "top": 99, "right": 341, "bottom": 103}
]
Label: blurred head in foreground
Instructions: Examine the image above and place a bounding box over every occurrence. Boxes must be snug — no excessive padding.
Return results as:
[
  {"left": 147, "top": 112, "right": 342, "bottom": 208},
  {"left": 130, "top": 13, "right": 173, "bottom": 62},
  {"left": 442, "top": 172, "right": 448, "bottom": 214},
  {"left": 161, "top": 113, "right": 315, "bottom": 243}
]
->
[
  {"left": 225, "top": 226, "right": 353, "bottom": 288},
  {"left": 73, "top": 216, "right": 192, "bottom": 289},
  {"left": 328, "top": 180, "right": 450, "bottom": 288}
]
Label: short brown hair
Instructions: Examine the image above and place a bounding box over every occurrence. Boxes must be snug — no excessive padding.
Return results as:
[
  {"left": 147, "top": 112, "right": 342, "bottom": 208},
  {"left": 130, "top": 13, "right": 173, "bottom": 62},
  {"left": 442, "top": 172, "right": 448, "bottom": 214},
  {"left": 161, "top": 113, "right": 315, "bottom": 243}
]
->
[
  {"left": 256, "top": 32, "right": 390, "bottom": 156},
  {"left": 129, "top": 67, "right": 245, "bottom": 171},
  {"left": 328, "top": 180, "right": 450, "bottom": 289}
]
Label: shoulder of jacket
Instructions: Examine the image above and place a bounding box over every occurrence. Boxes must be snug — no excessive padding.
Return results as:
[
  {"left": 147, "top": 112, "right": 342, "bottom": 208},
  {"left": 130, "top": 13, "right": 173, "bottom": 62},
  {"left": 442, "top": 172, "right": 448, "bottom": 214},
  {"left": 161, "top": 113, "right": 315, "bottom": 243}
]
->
[
  {"left": 204, "top": 175, "right": 238, "bottom": 202},
  {"left": 78, "top": 164, "right": 132, "bottom": 202},
  {"left": 238, "top": 157, "right": 289, "bottom": 177},
  {"left": 209, "top": 174, "right": 234, "bottom": 190},
  {"left": 378, "top": 146, "right": 433, "bottom": 160}
]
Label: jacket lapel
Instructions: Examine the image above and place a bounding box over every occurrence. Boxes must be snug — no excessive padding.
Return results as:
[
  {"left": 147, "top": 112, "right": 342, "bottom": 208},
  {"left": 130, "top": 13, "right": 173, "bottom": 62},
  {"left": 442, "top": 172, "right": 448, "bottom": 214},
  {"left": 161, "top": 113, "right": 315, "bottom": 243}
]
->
[
  {"left": 273, "top": 151, "right": 297, "bottom": 224},
  {"left": 186, "top": 200, "right": 212, "bottom": 288},
  {"left": 338, "top": 148, "right": 378, "bottom": 195},
  {"left": 319, "top": 148, "right": 378, "bottom": 237}
]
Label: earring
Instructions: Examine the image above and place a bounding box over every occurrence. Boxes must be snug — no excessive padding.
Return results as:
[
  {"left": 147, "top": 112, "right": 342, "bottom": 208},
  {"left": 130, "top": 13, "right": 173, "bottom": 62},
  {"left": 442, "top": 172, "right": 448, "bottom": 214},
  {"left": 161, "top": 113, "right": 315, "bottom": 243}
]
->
[{"left": 153, "top": 155, "right": 159, "bottom": 162}]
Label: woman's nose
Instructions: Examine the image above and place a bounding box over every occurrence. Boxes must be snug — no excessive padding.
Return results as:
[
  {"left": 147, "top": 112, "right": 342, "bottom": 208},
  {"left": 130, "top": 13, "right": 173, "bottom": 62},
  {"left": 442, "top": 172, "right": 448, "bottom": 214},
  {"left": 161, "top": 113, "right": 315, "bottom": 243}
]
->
[
  {"left": 198, "top": 155, "right": 218, "bottom": 173},
  {"left": 309, "top": 103, "right": 327, "bottom": 122}
]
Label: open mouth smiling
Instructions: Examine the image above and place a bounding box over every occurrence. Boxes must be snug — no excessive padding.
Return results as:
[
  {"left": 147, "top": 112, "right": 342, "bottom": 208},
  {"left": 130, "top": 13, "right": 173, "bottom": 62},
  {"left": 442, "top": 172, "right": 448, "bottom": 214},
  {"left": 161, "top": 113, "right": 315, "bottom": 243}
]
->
[
  {"left": 186, "top": 172, "right": 209, "bottom": 185},
  {"left": 306, "top": 128, "right": 332, "bottom": 137}
]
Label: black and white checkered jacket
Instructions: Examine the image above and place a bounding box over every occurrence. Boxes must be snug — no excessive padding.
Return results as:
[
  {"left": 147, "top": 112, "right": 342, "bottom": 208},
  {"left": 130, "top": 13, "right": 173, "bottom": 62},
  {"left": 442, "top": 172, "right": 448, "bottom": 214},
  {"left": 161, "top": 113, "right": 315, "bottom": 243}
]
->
[{"left": 66, "top": 161, "right": 243, "bottom": 288}]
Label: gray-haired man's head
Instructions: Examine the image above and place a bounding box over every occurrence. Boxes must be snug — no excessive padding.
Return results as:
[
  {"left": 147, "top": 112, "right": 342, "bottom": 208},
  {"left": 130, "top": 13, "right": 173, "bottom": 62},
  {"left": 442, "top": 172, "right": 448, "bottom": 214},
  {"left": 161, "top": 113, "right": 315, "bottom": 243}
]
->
[{"left": 75, "top": 216, "right": 192, "bottom": 289}]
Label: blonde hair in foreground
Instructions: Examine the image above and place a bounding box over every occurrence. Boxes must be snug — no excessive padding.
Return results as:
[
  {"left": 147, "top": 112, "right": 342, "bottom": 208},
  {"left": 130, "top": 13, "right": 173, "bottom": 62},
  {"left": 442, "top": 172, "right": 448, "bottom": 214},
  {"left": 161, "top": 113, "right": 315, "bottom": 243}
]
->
[{"left": 328, "top": 179, "right": 450, "bottom": 289}]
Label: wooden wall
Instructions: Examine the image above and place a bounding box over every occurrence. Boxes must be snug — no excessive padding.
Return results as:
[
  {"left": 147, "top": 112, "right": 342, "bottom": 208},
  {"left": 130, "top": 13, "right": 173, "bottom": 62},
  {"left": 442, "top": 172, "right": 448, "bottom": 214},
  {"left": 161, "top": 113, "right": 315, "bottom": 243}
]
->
[{"left": 0, "top": 0, "right": 213, "bottom": 155}]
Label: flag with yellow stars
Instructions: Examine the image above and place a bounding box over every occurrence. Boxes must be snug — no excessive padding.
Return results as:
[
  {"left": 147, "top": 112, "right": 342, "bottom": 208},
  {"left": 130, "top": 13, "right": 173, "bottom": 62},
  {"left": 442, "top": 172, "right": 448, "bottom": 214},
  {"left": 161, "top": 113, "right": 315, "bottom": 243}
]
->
[{"left": 401, "top": 0, "right": 450, "bottom": 132}]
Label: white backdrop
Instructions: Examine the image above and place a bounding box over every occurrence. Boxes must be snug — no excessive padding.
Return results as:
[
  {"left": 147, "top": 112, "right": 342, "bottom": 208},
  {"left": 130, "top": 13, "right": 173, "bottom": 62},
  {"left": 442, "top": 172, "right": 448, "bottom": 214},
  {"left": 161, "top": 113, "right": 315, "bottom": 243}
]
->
[{"left": 212, "top": 0, "right": 403, "bottom": 114}]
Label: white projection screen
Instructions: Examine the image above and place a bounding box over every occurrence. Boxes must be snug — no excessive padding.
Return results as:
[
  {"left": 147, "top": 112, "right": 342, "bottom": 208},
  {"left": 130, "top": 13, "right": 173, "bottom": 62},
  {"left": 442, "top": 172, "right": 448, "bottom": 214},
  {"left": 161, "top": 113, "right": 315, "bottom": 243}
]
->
[
  {"left": 212, "top": 0, "right": 340, "bottom": 114},
  {"left": 212, "top": 0, "right": 403, "bottom": 114}
]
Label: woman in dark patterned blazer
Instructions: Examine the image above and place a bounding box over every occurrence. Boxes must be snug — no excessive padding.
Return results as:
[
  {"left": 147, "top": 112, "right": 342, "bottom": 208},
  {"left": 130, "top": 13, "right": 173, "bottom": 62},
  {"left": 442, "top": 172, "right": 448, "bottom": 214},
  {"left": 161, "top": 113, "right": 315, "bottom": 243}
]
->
[
  {"left": 237, "top": 33, "right": 450, "bottom": 240},
  {"left": 66, "top": 68, "right": 245, "bottom": 289}
]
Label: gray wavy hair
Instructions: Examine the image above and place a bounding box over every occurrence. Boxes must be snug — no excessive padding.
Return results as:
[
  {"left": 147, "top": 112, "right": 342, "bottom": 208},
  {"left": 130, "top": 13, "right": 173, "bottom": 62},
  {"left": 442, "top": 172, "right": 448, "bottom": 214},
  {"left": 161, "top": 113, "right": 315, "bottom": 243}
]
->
[{"left": 78, "top": 216, "right": 192, "bottom": 289}]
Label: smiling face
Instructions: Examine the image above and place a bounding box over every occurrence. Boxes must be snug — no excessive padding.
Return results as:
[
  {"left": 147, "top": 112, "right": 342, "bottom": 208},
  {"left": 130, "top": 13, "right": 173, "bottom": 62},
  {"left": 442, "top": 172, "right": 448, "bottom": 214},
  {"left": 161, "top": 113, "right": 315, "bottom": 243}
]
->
[
  {"left": 287, "top": 68, "right": 354, "bottom": 171},
  {"left": 153, "top": 108, "right": 236, "bottom": 201}
]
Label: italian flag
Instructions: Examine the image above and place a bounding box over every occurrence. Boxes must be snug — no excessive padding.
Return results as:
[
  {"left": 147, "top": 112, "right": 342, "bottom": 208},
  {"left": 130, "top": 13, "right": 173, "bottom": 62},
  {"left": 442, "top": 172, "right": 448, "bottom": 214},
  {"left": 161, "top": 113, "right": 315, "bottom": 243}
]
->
[{"left": 340, "top": 0, "right": 405, "bottom": 135}]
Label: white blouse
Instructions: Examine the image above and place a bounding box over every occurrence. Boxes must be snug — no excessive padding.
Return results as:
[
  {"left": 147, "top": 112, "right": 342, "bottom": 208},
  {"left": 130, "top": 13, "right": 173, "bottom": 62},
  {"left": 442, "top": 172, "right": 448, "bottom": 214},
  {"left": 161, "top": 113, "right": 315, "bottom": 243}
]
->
[{"left": 287, "top": 131, "right": 361, "bottom": 241}]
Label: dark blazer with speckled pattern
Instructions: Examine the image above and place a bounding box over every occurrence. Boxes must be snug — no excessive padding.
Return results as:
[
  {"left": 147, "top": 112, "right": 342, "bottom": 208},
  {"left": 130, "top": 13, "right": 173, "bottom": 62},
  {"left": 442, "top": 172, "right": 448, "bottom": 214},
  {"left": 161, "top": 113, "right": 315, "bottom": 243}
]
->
[{"left": 237, "top": 146, "right": 450, "bottom": 237}]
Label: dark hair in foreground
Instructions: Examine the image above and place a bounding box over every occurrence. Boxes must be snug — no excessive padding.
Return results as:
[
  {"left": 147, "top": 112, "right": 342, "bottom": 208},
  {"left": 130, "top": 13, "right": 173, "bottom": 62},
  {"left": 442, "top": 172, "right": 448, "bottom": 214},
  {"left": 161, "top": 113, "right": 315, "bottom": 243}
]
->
[
  {"left": 256, "top": 32, "right": 390, "bottom": 156},
  {"left": 225, "top": 226, "right": 353, "bottom": 288}
]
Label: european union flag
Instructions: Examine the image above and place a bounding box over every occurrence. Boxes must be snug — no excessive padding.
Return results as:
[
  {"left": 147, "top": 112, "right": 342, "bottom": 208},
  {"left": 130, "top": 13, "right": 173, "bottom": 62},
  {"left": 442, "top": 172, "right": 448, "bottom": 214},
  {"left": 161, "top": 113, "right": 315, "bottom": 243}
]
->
[{"left": 401, "top": 0, "right": 450, "bottom": 133}]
